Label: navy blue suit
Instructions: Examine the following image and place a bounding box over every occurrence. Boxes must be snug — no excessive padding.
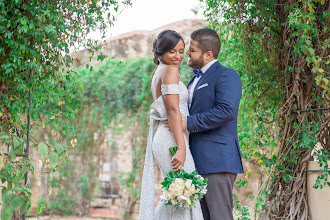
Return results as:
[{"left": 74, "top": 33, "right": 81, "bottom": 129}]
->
[{"left": 187, "top": 61, "right": 244, "bottom": 175}]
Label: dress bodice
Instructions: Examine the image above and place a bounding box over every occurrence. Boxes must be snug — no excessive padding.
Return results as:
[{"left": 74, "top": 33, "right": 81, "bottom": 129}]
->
[{"left": 150, "top": 81, "right": 189, "bottom": 120}]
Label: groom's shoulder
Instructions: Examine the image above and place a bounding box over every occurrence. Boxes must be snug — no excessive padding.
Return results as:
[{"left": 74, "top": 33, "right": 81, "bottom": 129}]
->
[
  {"left": 215, "top": 63, "right": 240, "bottom": 79},
  {"left": 216, "top": 63, "right": 235, "bottom": 72}
]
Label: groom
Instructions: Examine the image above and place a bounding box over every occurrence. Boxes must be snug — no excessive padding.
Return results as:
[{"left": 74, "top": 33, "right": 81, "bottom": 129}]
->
[{"left": 183, "top": 28, "right": 244, "bottom": 220}]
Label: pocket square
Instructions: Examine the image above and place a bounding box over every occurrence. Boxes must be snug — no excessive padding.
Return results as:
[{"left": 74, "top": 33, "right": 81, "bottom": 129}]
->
[{"left": 197, "top": 83, "right": 208, "bottom": 90}]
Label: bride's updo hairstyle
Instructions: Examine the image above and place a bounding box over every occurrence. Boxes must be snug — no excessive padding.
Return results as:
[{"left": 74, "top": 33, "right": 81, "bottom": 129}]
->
[{"left": 152, "top": 30, "right": 185, "bottom": 65}]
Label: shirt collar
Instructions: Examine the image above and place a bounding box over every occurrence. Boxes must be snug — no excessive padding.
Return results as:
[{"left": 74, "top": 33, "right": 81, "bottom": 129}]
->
[{"left": 201, "top": 59, "right": 217, "bottom": 74}]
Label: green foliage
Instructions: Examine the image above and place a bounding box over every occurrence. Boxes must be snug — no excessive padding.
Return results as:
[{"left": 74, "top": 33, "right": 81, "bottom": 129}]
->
[
  {"left": 38, "top": 142, "right": 49, "bottom": 159},
  {"left": 37, "top": 198, "right": 49, "bottom": 215},
  {"left": 0, "top": 0, "right": 132, "bottom": 217},
  {"left": 233, "top": 194, "right": 252, "bottom": 220},
  {"left": 160, "top": 169, "right": 207, "bottom": 210},
  {"left": 48, "top": 57, "right": 150, "bottom": 215},
  {"left": 1, "top": 205, "right": 13, "bottom": 220},
  {"left": 48, "top": 161, "right": 94, "bottom": 215},
  {"left": 202, "top": 0, "right": 329, "bottom": 218}
]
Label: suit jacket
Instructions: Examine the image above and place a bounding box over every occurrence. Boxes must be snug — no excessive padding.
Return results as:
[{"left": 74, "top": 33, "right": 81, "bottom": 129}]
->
[{"left": 187, "top": 61, "right": 244, "bottom": 175}]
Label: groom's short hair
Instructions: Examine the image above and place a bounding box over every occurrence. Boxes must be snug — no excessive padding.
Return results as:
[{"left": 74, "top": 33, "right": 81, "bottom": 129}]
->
[{"left": 191, "top": 28, "right": 220, "bottom": 59}]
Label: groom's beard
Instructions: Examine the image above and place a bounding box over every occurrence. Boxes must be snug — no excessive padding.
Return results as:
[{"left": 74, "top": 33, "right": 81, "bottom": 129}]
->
[{"left": 187, "top": 55, "right": 205, "bottom": 69}]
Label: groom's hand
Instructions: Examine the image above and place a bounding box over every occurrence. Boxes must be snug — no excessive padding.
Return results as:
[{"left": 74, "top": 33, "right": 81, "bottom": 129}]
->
[{"left": 164, "top": 114, "right": 187, "bottom": 131}]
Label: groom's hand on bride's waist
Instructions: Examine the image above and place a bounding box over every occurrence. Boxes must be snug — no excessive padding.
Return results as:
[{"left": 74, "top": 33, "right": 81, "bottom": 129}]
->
[{"left": 164, "top": 114, "right": 187, "bottom": 132}]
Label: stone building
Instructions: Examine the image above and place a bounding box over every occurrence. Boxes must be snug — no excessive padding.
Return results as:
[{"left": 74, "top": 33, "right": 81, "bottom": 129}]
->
[{"left": 70, "top": 19, "right": 206, "bottom": 68}]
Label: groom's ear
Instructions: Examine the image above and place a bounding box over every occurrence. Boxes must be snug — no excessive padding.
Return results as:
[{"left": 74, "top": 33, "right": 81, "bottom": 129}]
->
[{"left": 204, "top": 51, "right": 214, "bottom": 60}]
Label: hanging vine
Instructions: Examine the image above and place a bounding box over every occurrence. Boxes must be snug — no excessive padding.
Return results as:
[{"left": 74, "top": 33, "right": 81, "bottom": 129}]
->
[
  {"left": 202, "top": 0, "right": 329, "bottom": 219},
  {"left": 0, "top": 1, "right": 131, "bottom": 219}
]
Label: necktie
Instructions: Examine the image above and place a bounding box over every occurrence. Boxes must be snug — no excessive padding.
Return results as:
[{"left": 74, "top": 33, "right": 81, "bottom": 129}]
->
[{"left": 193, "top": 68, "right": 203, "bottom": 78}]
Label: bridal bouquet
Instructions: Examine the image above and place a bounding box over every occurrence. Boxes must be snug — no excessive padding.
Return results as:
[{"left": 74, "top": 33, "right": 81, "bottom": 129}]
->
[{"left": 160, "top": 146, "right": 208, "bottom": 210}]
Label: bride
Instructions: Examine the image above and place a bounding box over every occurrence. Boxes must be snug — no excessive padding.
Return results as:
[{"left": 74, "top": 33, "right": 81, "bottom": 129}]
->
[{"left": 139, "top": 30, "right": 203, "bottom": 219}]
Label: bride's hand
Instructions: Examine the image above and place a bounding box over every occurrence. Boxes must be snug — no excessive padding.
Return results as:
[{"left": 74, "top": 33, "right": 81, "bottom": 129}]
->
[{"left": 171, "top": 148, "right": 186, "bottom": 171}]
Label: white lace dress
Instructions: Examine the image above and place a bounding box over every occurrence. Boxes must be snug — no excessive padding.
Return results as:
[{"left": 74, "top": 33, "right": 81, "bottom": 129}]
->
[{"left": 139, "top": 82, "right": 204, "bottom": 220}]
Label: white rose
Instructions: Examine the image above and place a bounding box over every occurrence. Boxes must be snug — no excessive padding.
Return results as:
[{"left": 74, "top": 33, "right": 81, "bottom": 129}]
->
[
  {"left": 187, "top": 183, "right": 197, "bottom": 193},
  {"left": 168, "top": 178, "right": 185, "bottom": 196},
  {"left": 184, "top": 180, "right": 197, "bottom": 197},
  {"left": 184, "top": 188, "right": 194, "bottom": 197},
  {"left": 185, "top": 179, "right": 193, "bottom": 188},
  {"left": 165, "top": 191, "right": 175, "bottom": 200},
  {"left": 174, "top": 178, "right": 185, "bottom": 186}
]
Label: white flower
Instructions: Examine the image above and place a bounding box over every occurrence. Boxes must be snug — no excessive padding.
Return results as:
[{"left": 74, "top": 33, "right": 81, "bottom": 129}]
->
[
  {"left": 196, "top": 174, "right": 204, "bottom": 181},
  {"left": 188, "top": 183, "right": 197, "bottom": 192},
  {"left": 165, "top": 191, "right": 175, "bottom": 200},
  {"left": 184, "top": 180, "right": 197, "bottom": 197},
  {"left": 168, "top": 178, "right": 185, "bottom": 196},
  {"left": 185, "top": 179, "right": 193, "bottom": 188},
  {"left": 174, "top": 178, "right": 185, "bottom": 185},
  {"left": 184, "top": 188, "right": 194, "bottom": 197},
  {"left": 184, "top": 185, "right": 197, "bottom": 198},
  {"left": 201, "top": 188, "right": 208, "bottom": 194},
  {"left": 178, "top": 195, "right": 189, "bottom": 202}
]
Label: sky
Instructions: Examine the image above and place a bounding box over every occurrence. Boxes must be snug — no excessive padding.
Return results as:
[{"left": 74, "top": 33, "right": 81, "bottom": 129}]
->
[{"left": 90, "top": 0, "right": 204, "bottom": 40}]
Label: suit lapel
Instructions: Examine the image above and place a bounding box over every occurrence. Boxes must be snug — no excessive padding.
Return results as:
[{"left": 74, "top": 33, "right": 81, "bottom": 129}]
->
[
  {"left": 190, "top": 61, "right": 220, "bottom": 109},
  {"left": 187, "top": 75, "right": 196, "bottom": 88}
]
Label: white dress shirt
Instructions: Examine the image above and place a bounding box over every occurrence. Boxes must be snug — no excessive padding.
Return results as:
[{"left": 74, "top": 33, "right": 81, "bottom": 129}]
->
[{"left": 188, "top": 59, "right": 217, "bottom": 108}]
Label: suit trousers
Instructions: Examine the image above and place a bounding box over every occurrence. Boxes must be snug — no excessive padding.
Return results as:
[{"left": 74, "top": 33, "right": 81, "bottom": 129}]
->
[{"left": 200, "top": 172, "right": 237, "bottom": 220}]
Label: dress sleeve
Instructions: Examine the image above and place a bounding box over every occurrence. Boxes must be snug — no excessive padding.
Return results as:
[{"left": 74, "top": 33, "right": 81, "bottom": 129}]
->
[{"left": 161, "top": 84, "right": 180, "bottom": 95}]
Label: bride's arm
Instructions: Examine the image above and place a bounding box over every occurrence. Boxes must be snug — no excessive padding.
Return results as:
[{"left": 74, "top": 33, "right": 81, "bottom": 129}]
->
[{"left": 162, "top": 66, "right": 186, "bottom": 172}]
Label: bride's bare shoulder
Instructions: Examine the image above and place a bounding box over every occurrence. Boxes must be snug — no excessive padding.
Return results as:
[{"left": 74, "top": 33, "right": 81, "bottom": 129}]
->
[
  {"left": 158, "top": 65, "right": 179, "bottom": 84},
  {"left": 162, "top": 66, "right": 179, "bottom": 84}
]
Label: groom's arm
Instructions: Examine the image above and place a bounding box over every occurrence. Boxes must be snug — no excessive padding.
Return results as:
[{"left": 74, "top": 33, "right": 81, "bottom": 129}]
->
[{"left": 187, "top": 69, "right": 242, "bottom": 133}]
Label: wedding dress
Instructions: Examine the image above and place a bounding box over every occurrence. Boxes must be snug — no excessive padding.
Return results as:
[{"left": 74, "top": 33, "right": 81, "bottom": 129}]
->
[{"left": 139, "top": 78, "right": 204, "bottom": 219}]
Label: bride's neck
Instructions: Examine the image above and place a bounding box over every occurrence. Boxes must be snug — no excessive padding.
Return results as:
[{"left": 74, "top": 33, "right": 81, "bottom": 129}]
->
[{"left": 158, "top": 62, "right": 167, "bottom": 67}]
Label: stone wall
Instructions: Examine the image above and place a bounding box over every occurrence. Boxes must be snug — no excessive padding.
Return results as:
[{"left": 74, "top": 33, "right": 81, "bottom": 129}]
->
[{"left": 70, "top": 19, "right": 206, "bottom": 68}]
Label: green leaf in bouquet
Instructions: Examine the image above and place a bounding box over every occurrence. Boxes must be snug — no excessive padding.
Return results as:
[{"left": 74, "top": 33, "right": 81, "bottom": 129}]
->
[
  {"left": 169, "top": 146, "right": 177, "bottom": 157},
  {"left": 168, "top": 171, "right": 175, "bottom": 178},
  {"left": 203, "top": 178, "right": 208, "bottom": 183}
]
